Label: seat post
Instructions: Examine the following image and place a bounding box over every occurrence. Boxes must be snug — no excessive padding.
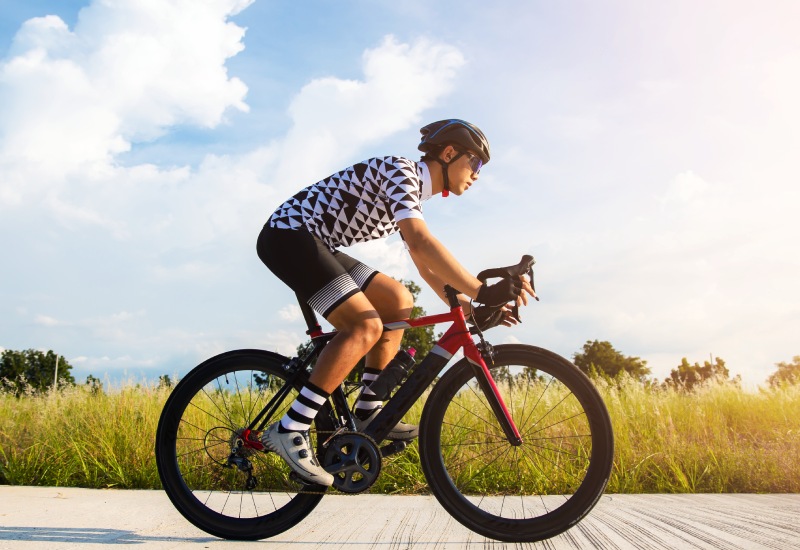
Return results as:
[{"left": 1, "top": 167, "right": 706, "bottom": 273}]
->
[{"left": 297, "top": 295, "right": 322, "bottom": 335}]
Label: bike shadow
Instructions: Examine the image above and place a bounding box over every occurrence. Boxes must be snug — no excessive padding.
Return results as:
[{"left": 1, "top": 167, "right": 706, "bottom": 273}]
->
[
  {"left": 0, "top": 526, "right": 470, "bottom": 547},
  {"left": 0, "top": 526, "right": 215, "bottom": 545}
]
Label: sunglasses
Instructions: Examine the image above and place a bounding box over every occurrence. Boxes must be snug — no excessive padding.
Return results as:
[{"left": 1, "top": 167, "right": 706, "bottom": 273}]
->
[{"left": 456, "top": 149, "right": 483, "bottom": 174}]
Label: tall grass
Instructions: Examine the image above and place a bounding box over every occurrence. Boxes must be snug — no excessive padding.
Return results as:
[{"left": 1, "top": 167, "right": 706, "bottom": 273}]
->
[
  {"left": 1, "top": 378, "right": 798, "bottom": 492},
  {"left": 0, "top": 382, "right": 164, "bottom": 488},
  {"left": 603, "top": 378, "right": 800, "bottom": 493}
]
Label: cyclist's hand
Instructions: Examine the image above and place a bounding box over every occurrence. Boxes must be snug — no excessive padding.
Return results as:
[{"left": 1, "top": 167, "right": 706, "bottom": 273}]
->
[
  {"left": 516, "top": 274, "right": 538, "bottom": 307},
  {"left": 469, "top": 306, "right": 509, "bottom": 331},
  {"left": 476, "top": 277, "right": 523, "bottom": 306},
  {"left": 469, "top": 304, "right": 520, "bottom": 331}
]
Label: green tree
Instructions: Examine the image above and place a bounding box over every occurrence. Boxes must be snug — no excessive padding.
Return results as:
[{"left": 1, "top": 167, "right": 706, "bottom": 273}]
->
[
  {"left": 0, "top": 349, "right": 75, "bottom": 395},
  {"left": 664, "top": 356, "right": 729, "bottom": 391},
  {"left": 397, "top": 279, "right": 436, "bottom": 361},
  {"left": 85, "top": 374, "right": 104, "bottom": 395},
  {"left": 767, "top": 355, "right": 800, "bottom": 387},
  {"left": 573, "top": 340, "right": 651, "bottom": 382}
]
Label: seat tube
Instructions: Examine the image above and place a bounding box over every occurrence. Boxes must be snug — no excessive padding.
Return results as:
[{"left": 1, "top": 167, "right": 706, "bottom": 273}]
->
[{"left": 464, "top": 345, "right": 523, "bottom": 446}]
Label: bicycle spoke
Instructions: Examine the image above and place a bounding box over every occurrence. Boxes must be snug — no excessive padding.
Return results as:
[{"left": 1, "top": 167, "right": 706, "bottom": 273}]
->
[
  {"left": 211, "top": 378, "right": 237, "bottom": 429},
  {"left": 520, "top": 374, "right": 555, "bottom": 429},
  {"left": 446, "top": 394, "right": 500, "bottom": 430},
  {"left": 185, "top": 401, "right": 233, "bottom": 431}
]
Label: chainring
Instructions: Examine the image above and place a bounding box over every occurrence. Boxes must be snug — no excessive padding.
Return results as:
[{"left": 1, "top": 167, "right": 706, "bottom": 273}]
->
[{"left": 321, "top": 432, "right": 382, "bottom": 494}]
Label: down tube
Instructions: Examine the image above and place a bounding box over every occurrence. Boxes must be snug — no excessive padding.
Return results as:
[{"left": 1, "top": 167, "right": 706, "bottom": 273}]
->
[{"left": 362, "top": 345, "right": 453, "bottom": 443}]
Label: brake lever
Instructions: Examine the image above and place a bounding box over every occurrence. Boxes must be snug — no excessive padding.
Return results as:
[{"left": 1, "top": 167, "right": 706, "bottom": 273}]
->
[{"left": 529, "top": 265, "right": 539, "bottom": 302}]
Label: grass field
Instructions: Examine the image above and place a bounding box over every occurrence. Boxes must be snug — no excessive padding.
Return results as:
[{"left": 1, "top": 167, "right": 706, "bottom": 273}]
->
[{"left": 1, "top": 377, "right": 798, "bottom": 493}]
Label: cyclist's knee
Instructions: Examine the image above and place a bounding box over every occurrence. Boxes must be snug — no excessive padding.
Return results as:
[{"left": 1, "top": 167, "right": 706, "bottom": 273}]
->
[
  {"left": 374, "top": 279, "right": 414, "bottom": 320},
  {"left": 362, "top": 316, "right": 385, "bottom": 345},
  {"left": 396, "top": 285, "right": 414, "bottom": 313},
  {"left": 344, "top": 316, "right": 383, "bottom": 350}
]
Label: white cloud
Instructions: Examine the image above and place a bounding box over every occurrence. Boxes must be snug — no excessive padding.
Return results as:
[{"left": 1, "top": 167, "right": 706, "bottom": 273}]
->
[
  {"left": 0, "top": 12, "right": 467, "bottom": 382},
  {"left": 659, "top": 171, "right": 709, "bottom": 205},
  {"left": 0, "top": 0, "right": 251, "bottom": 187},
  {"left": 34, "top": 315, "right": 61, "bottom": 327},
  {"left": 278, "top": 304, "right": 301, "bottom": 322},
  {"left": 524, "top": 165, "right": 799, "bottom": 385},
  {"left": 347, "top": 239, "right": 412, "bottom": 279},
  {"left": 274, "top": 35, "right": 465, "bottom": 187}
]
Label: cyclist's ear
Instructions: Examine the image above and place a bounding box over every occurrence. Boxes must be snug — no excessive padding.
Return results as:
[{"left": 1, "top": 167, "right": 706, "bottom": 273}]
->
[{"left": 439, "top": 145, "right": 456, "bottom": 163}]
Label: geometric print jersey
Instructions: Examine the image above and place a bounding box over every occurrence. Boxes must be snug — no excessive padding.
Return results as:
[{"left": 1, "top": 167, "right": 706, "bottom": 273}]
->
[{"left": 268, "top": 156, "right": 426, "bottom": 250}]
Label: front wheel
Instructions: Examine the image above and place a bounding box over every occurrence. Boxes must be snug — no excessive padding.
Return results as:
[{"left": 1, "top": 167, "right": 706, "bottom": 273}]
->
[
  {"left": 419, "top": 344, "right": 614, "bottom": 542},
  {"left": 155, "top": 349, "right": 335, "bottom": 540}
]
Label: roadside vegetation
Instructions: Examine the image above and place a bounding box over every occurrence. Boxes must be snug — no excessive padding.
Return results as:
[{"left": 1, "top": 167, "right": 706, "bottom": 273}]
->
[
  {"left": 1, "top": 371, "right": 797, "bottom": 493},
  {"left": 2, "top": 295, "right": 798, "bottom": 493}
]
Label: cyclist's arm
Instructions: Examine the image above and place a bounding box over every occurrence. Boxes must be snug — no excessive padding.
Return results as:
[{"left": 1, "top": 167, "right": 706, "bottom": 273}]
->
[
  {"left": 412, "top": 257, "right": 472, "bottom": 308},
  {"left": 397, "top": 218, "right": 483, "bottom": 301}
]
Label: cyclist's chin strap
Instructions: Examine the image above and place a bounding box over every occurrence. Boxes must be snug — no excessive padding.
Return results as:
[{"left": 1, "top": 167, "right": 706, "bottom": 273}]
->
[
  {"left": 434, "top": 151, "right": 464, "bottom": 197},
  {"left": 430, "top": 158, "right": 450, "bottom": 197},
  {"left": 432, "top": 152, "right": 463, "bottom": 198}
]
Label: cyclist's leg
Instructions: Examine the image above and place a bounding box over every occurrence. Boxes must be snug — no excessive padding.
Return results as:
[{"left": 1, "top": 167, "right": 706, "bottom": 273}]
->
[
  {"left": 308, "top": 293, "right": 383, "bottom": 392},
  {"left": 308, "top": 248, "right": 418, "bottom": 439},
  {"left": 257, "top": 226, "right": 384, "bottom": 483},
  {"left": 332, "top": 265, "right": 418, "bottom": 440},
  {"left": 262, "top": 293, "right": 382, "bottom": 486},
  {"left": 327, "top": 251, "right": 413, "bottom": 371}
]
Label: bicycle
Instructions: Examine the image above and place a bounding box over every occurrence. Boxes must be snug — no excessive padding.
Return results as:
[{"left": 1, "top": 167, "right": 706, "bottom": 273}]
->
[{"left": 155, "top": 255, "right": 614, "bottom": 543}]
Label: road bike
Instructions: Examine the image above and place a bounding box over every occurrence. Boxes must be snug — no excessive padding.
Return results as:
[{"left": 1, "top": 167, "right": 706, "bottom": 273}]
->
[{"left": 154, "top": 255, "right": 614, "bottom": 542}]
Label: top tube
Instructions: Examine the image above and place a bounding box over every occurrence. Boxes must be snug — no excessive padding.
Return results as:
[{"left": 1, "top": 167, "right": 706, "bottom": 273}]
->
[{"left": 300, "top": 298, "right": 465, "bottom": 340}]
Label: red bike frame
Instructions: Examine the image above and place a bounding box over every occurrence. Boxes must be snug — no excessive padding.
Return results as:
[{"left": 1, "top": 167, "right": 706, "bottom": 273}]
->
[{"left": 303, "top": 294, "right": 523, "bottom": 446}]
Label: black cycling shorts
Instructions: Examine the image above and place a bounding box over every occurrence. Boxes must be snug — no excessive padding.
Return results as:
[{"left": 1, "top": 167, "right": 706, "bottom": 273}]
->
[{"left": 257, "top": 225, "right": 379, "bottom": 318}]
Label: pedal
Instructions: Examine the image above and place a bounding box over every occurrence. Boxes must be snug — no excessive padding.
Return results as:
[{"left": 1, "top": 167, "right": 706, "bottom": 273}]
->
[{"left": 380, "top": 440, "right": 408, "bottom": 457}]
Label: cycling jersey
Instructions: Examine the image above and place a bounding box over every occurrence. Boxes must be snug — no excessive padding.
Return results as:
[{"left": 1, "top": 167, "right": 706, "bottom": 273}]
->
[{"left": 268, "top": 156, "right": 432, "bottom": 250}]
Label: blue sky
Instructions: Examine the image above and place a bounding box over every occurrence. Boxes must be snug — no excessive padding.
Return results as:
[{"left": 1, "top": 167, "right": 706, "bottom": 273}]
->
[{"left": 1, "top": 0, "right": 798, "bottom": 387}]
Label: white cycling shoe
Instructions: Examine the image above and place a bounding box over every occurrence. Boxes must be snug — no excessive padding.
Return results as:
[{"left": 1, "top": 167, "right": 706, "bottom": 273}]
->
[
  {"left": 354, "top": 408, "right": 419, "bottom": 441},
  {"left": 261, "top": 423, "right": 334, "bottom": 487}
]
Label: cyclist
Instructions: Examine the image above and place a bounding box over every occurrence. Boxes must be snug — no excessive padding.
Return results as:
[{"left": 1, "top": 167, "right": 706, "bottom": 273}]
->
[{"left": 257, "top": 119, "right": 536, "bottom": 486}]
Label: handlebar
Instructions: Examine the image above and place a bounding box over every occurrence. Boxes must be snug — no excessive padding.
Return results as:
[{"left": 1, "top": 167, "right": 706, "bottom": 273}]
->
[
  {"left": 443, "top": 254, "right": 538, "bottom": 310},
  {"left": 476, "top": 254, "right": 535, "bottom": 284}
]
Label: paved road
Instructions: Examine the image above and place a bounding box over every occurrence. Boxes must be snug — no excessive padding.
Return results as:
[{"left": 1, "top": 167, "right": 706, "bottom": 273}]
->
[{"left": 0, "top": 487, "right": 798, "bottom": 549}]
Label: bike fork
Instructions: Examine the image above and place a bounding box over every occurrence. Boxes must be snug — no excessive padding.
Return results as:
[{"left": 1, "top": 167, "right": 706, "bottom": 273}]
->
[{"left": 466, "top": 346, "right": 523, "bottom": 446}]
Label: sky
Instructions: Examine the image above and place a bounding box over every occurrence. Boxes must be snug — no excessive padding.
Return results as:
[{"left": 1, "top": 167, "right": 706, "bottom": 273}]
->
[{"left": 1, "top": 0, "right": 798, "bottom": 387}]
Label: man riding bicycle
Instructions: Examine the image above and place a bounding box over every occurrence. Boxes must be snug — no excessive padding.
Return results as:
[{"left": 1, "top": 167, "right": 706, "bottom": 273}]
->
[{"left": 257, "top": 119, "right": 536, "bottom": 486}]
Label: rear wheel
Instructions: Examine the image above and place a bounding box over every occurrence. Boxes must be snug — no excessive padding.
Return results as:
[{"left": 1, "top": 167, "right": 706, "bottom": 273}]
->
[
  {"left": 419, "top": 344, "right": 614, "bottom": 542},
  {"left": 155, "top": 349, "right": 335, "bottom": 540}
]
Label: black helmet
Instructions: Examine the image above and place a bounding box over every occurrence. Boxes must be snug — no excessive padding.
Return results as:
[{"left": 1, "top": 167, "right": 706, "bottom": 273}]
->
[{"left": 418, "top": 119, "right": 490, "bottom": 164}]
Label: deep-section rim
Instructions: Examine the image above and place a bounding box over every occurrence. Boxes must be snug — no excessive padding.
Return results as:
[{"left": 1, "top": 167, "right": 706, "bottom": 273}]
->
[
  {"left": 419, "top": 344, "right": 614, "bottom": 542},
  {"left": 155, "top": 349, "right": 333, "bottom": 540}
]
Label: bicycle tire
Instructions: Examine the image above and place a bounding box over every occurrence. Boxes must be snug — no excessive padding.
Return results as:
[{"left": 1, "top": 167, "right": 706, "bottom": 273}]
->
[
  {"left": 419, "top": 344, "right": 614, "bottom": 542},
  {"left": 155, "top": 349, "right": 335, "bottom": 540}
]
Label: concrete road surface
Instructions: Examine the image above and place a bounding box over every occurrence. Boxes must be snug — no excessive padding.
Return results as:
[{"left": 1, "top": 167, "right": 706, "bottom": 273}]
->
[{"left": 0, "top": 486, "right": 798, "bottom": 549}]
